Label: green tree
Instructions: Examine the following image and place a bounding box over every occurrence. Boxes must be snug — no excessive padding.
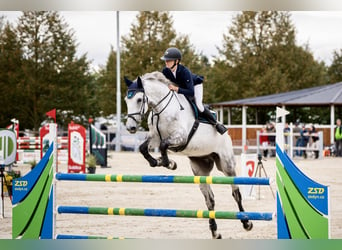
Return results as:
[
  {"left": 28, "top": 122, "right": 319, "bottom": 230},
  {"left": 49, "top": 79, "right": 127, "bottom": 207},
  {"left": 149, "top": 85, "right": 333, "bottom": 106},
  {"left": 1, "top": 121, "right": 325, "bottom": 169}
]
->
[
  {"left": 0, "top": 15, "right": 3, "bottom": 30},
  {"left": 104, "top": 11, "right": 207, "bottom": 116},
  {"left": 16, "top": 11, "right": 97, "bottom": 129},
  {"left": 0, "top": 21, "right": 24, "bottom": 128},
  {"left": 121, "top": 11, "right": 206, "bottom": 79},
  {"left": 96, "top": 46, "right": 117, "bottom": 116},
  {"left": 328, "top": 48, "right": 342, "bottom": 83},
  {"left": 121, "top": 11, "right": 175, "bottom": 79},
  {"left": 211, "top": 11, "right": 327, "bottom": 124}
]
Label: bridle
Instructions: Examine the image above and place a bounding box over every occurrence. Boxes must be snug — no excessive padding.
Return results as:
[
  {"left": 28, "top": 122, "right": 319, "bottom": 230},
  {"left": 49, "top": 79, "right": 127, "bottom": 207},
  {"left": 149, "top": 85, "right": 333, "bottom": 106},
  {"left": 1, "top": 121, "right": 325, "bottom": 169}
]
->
[
  {"left": 151, "top": 90, "right": 184, "bottom": 140},
  {"left": 126, "top": 89, "right": 148, "bottom": 123},
  {"left": 126, "top": 83, "right": 184, "bottom": 140}
]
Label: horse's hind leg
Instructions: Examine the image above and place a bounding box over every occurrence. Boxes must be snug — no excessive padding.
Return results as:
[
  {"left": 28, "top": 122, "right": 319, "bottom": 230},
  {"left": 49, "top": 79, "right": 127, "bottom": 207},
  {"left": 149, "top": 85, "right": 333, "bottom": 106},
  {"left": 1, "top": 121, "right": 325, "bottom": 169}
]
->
[
  {"left": 213, "top": 154, "right": 253, "bottom": 231},
  {"left": 189, "top": 156, "right": 221, "bottom": 239},
  {"left": 232, "top": 185, "right": 253, "bottom": 231}
]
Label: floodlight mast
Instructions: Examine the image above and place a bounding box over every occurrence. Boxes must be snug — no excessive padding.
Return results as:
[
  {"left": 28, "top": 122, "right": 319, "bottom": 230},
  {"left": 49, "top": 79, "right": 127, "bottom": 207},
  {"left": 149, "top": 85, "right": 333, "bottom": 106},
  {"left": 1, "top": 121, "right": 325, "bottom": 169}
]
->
[{"left": 115, "top": 11, "right": 121, "bottom": 152}]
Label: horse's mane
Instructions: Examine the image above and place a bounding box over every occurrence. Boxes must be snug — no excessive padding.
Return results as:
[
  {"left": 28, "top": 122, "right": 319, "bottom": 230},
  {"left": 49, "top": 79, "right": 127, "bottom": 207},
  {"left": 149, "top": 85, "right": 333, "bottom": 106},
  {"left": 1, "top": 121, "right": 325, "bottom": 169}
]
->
[{"left": 142, "top": 71, "right": 173, "bottom": 87}]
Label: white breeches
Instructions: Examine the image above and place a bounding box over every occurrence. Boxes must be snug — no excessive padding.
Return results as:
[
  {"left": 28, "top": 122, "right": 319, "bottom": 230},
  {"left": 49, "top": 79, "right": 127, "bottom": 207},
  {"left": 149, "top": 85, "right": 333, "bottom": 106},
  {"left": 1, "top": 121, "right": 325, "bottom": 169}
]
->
[{"left": 194, "top": 84, "right": 204, "bottom": 112}]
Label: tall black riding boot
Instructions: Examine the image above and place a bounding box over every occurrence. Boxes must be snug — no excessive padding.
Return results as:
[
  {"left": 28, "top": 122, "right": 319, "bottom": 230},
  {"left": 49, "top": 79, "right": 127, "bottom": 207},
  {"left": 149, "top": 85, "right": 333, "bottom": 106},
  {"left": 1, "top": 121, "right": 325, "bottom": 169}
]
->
[{"left": 201, "top": 108, "right": 227, "bottom": 135}]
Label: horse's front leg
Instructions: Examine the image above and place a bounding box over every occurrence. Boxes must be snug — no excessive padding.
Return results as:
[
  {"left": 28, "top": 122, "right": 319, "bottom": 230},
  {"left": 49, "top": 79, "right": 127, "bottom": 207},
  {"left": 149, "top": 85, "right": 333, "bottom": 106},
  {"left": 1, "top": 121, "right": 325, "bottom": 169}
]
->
[
  {"left": 139, "top": 139, "right": 158, "bottom": 167},
  {"left": 158, "top": 139, "right": 177, "bottom": 170}
]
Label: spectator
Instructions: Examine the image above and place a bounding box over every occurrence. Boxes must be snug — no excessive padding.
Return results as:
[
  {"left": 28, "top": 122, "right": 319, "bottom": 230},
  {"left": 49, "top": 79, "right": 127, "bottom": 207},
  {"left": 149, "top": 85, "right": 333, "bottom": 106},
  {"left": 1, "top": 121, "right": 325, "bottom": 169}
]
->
[
  {"left": 308, "top": 124, "right": 319, "bottom": 159},
  {"left": 266, "top": 122, "right": 276, "bottom": 157},
  {"left": 335, "top": 118, "right": 342, "bottom": 157},
  {"left": 293, "top": 122, "right": 301, "bottom": 156},
  {"left": 283, "top": 123, "right": 290, "bottom": 151},
  {"left": 299, "top": 124, "right": 309, "bottom": 158},
  {"left": 283, "top": 122, "right": 290, "bottom": 133},
  {"left": 259, "top": 126, "right": 269, "bottom": 158}
]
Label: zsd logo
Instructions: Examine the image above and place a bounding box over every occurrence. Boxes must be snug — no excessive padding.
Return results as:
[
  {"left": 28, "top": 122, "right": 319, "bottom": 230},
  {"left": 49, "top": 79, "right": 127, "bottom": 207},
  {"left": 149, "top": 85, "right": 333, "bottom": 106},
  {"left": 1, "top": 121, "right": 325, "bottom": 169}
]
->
[
  {"left": 308, "top": 187, "right": 325, "bottom": 194},
  {"left": 14, "top": 180, "right": 28, "bottom": 187}
]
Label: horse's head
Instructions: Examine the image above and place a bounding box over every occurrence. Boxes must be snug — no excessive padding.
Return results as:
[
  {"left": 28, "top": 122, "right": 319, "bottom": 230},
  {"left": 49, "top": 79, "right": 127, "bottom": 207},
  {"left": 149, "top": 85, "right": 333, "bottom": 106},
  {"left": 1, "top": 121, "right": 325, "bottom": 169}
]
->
[{"left": 124, "top": 76, "right": 148, "bottom": 133}]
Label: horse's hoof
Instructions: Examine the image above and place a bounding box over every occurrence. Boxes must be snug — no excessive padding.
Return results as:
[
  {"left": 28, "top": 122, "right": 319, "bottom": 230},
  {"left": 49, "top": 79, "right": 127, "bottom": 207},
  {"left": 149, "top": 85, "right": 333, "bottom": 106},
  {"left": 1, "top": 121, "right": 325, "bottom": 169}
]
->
[
  {"left": 168, "top": 160, "right": 177, "bottom": 170},
  {"left": 213, "top": 233, "right": 222, "bottom": 239},
  {"left": 243, "top": 221, "right": 253, "bottom": 231},
  {"left": 156, "top": 157, "right": 164, "bottom": 166},
  {"left": 149, "top": 159, "right": 158, "bottom": 167}
]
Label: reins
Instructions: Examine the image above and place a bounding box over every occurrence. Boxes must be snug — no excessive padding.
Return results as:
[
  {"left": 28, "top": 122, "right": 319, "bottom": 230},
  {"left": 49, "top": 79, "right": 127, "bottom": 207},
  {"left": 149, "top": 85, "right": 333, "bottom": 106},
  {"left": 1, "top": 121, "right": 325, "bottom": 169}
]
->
[
  {"left": 127, "top": 92, "right": 148, "bottom": 122},
  {"left": 151, "top": 90, "right": 176, "bottom": 141},
  {"left": 151, "top": 90, "right": 174, "bottom": 117}
]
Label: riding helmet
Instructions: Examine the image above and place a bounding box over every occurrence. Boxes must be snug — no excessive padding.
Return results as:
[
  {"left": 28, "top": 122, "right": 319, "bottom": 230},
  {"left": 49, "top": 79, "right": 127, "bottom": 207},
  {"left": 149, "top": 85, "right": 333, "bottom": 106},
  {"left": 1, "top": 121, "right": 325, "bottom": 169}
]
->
[{"left": 160, "top": 47, "right": 182, "bottom": 61}]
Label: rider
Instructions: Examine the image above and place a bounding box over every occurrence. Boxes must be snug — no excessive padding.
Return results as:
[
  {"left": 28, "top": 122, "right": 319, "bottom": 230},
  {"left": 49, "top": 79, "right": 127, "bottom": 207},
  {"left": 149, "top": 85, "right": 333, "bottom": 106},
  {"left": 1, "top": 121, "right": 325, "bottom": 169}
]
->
[{"left": 160, "top": 47, "right": 227, "bottom": 135}]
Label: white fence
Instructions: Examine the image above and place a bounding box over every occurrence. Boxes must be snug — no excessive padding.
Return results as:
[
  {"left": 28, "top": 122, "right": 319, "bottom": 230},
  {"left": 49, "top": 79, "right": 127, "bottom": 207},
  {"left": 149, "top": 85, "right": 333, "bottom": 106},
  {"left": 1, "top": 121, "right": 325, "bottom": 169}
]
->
[{"left": 256, "top": 130, "right": 324, "bottom": 159}]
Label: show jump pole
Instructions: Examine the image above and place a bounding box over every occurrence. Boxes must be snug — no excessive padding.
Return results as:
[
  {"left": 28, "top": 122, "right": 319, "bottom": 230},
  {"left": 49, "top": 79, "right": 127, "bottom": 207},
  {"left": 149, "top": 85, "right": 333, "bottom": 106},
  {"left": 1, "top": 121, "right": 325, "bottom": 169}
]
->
[{"left": 11, "top": 110, "right": 330, "bottom": 239}]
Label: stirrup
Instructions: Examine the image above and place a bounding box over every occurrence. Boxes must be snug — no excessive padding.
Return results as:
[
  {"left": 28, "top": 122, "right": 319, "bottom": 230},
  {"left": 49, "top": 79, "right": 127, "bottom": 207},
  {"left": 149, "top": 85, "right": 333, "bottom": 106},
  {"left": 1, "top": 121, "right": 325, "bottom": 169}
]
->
[{"left": 215, "top": 124, "right": 227, "bottom": 135}]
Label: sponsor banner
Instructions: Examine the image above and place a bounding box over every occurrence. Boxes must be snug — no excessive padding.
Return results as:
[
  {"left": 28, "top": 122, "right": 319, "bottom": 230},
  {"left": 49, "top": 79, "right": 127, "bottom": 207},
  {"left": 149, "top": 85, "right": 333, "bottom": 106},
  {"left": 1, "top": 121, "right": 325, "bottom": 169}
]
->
[
  {"left": 12, "top": 141, "right": 54, "bottom": 239},
  {"left": 275, "top": 109, "right": 329, "bottom": 239},
  {"left": 240, "top": 153, "right": 257, "bottom": 199},
  {"left": 68, "top": 122, "right": 86, "bottom": 173},
  {"left": 0, "top": 129, "right": 17, "bottom": 165},
  {"left": 276, "top": 144, "right": 329, "bottom": 238}
]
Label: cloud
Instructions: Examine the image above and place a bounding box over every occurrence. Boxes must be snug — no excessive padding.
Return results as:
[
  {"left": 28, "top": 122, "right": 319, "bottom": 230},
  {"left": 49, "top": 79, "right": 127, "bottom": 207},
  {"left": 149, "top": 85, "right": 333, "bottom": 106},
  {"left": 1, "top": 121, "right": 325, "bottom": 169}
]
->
[{"left": 2, "top": 11, "right": 341, "bottom": 68}]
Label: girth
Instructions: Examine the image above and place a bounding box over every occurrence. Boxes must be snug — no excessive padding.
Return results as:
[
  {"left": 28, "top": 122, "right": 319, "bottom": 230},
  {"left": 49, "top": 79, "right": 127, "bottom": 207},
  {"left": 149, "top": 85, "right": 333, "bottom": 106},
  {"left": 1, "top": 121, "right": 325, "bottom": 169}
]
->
[{"left": 168, "top": 119, "right": 200, "bottom": 152}]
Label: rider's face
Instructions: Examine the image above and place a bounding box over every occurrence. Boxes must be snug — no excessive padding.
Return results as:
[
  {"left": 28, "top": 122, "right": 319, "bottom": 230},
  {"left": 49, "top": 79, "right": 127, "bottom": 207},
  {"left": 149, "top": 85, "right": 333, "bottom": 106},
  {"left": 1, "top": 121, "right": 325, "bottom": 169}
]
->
[{"left": 165, "top": 60, "right": 178, "bottom": 71}]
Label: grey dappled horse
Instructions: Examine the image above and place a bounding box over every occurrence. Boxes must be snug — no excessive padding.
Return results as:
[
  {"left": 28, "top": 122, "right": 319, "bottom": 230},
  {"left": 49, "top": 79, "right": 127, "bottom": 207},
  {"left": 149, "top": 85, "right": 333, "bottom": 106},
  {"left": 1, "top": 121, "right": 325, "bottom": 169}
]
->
[{"left": 124, "top": 71, "right": 253, "bottom": 238}]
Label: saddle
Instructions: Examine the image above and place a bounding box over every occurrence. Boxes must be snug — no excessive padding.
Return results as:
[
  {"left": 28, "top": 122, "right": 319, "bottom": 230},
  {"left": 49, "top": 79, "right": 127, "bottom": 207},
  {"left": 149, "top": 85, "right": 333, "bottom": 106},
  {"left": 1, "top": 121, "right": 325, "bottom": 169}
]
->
[{"left": 186, "top": 97, "right": 217, "bottom": 124}]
